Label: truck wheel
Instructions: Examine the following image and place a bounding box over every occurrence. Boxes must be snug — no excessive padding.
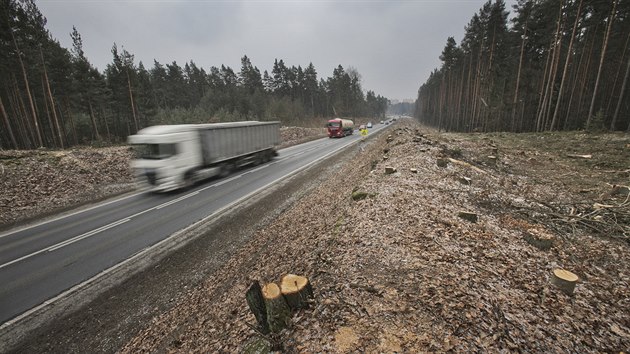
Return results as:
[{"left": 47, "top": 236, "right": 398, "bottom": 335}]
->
[
  {"left": 219, "top": 163, "right": 234, "bottom": 177},
  {"left": 183, "top": 171, "right": 195, "bottom": 189}
]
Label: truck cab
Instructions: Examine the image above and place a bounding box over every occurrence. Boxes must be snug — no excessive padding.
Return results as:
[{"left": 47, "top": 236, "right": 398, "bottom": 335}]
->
[{"left": 128, "top": 126, "right": 202, "bottom": 192}]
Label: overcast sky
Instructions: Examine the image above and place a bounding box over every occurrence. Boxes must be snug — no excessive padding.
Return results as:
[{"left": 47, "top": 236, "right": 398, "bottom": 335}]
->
[{"left": 38, "top": 0, "right": 518, "bottom": 101}]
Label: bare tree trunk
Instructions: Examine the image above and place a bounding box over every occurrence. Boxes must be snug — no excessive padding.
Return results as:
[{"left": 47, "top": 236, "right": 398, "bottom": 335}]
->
[
  {"left": 563, "top": 24, "right": 592, "bottom": 130},
  {"left": 537, "top": 1, "right": 563, "bottom": 131},
  {"left": 587, "top": 0, "right": 618, "bottom": 129},
  {"left": 575, "top": 27, "right": 598, "bottom": 128},
  {"left": 40, "top": 47, "right": 64, "bottom": 148},
  {"left": 536, "top": 46, "right": 553, "bottom": 132},
  {"left": 126, "top": 69, "right": 138, "bottom": 133},
  {"left": 0, "top": 96, "right": 18, "bottom": 149},
  {"left": 545, "top": 32, "right": 563, "bottom": 130},
  {"left": 41, "top": 74, "right": 57, "bottom": 147},
  {"left": 551, "top": 0, "right": 582, "bottom": 131},
  {"left": 14, "top": 79, "right": 36, "bottom": 148},
  {"left": 6, "top": 86, "right": 27, "bottom": 148},
  {"left": 11, "top": 29, "right": 42, "bottom": 147},
  {"left": 612, "top": 35, "right": 630, "bottom": 130},
  {"left": 512, "top": 14, "right": 528, "bottom": 132}
]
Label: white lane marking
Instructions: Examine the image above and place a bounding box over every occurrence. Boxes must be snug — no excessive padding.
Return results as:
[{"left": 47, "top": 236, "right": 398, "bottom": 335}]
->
[
  {"left": 48, "top": 218, "right": 131, "bottom": 252},
  {"left": 154, "top": 191, "right": 199, "bottom": 210},
  {"left": 0, "top": 218, "right": 131, "bottom": 270},
  {"left": 0, "top": 191, "right": 143, "bottom": 239}
]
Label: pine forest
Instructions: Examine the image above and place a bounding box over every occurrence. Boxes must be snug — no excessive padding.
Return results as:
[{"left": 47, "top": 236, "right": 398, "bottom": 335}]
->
[
  {"left": 0, "top": 0, "right": 389, "bottom": 150},
  {"left": 415, "top": 0, "right": 630, "bottom": 133}
]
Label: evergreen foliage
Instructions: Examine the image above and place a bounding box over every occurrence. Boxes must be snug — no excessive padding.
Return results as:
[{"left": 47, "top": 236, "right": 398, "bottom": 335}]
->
[
  {"left": 0, "top": 0, "right": 389, "bottom": 149},
  {"left": 416, "top": 0, "right": 630, "bottom": 133}
]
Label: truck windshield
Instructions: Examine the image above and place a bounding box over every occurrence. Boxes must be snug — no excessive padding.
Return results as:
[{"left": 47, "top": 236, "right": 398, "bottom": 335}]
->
[
  {"left": 327, "top": 122, "right": 340, "bottom": 128},
  {"left": 132, "top": 143, "right": 177, "bottom": 159}
]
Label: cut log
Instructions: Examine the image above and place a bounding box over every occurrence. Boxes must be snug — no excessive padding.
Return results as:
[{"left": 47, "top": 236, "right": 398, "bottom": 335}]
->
[
  {"left": 280, "top": 274, "right": 314, "bottom": 310},
  {"left": 385, "top": 166, "right": 397, "bottom": 174},
  {"left": 262, "top": 283, "right": 290, "bottom": 333},
  {"left": 550, "top": 269, "right": 579, "bottom": 295},
  {"left": 410, "top": 168, "right": 418, "bottom": 173},
  {"left": 246, "top": 281, "right": 270, "bottom": 334}
]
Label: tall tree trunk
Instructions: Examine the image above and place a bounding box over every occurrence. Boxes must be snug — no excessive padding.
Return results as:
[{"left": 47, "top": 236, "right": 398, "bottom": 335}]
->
[
  {"left": 40, "top": 47, "right": 64, "bottom": 149},
  {"left": 574, "top": 26, "right": 598, "bottom": 129},
  {"left": 612, "top": 37, "right": 630, "bottom": 130},
  {"left": 11, "top": 29, "right": 42, "bottom": 147},
  {"left": 551, "top": 0, "right": 582, "bottom": 131},
  {"left": 537, "top": 1, "right": 563, "bottom": 131},
  {"left": 586, "top": 0, "right": 618, "bottom": 129},
  {"left": 14, "top": 79, "right": 36, "bottom": 148},
  {"left": 41, "top": 74, "right": 57, "bottom": 147},
  {"left": 127, "top": 69, "right": 138, "bottom": 133},
  {"left": 512, "top": 13, "right": 528, "bottom": 132},
  {"left": 6, "top": 86, "right": 27, "bottom": 148},
  {"left": 535, "top": 44, "right": 553, "bottom": 132},
  {"left": 0, "top": 96, "right": 18, "bottom": 149}
]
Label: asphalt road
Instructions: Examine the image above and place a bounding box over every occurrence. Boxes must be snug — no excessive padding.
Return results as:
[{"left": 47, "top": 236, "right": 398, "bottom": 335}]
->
[{"left": 0, "top": 122, "right": 389, "bottom": 325}]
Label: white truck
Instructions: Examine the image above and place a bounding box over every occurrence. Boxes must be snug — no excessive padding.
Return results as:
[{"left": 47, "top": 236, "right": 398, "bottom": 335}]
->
[{"left": 127, "top": 121, "right": 281, "bottom": 192}]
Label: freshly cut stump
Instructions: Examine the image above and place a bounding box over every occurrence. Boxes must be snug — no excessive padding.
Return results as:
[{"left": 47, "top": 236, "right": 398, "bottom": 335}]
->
[
  {"left": 262, "top": 283, "right": 290, "bottom": 333},
  {"left": 550, "top": 269, "right": 579, "bottom": 295},
  {"left": 280, "top": 274, "right": 314, "bottom": 310}
]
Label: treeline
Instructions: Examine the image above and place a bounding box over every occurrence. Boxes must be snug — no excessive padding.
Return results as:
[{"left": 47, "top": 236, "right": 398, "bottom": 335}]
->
[
  {"left": 0, "top": 0, "right": 389, "bottom": 150},
  {"left": 416, "top": 0, "right": 630, "bottom": 132}
]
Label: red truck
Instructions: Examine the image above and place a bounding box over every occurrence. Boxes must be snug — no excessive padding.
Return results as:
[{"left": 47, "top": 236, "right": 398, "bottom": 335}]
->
[{"left": 326, "top": 118, "right": 354, "bottom": 138}]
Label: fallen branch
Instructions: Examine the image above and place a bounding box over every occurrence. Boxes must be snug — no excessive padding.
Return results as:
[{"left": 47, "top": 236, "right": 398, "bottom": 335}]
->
[{"left": 448, "top": 158, "right": 488, "bottom": 175}]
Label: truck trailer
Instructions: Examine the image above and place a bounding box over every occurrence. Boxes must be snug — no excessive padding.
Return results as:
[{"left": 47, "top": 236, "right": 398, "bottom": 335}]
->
[
  {"left": 326, "top": 118, "right": 354, "bottom": 138},
  {"left": 128, "top": 121, "right": 280, "bottom": 192}
]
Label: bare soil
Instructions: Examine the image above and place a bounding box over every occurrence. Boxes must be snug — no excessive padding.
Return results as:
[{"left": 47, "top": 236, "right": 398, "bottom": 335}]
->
[{"left": 2, "top": 121, "right": 630, "bottom": 353}]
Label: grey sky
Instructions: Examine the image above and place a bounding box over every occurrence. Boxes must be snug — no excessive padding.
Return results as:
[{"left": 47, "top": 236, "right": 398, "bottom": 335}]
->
[{"left": 38, "top": 0, "right": 518, "bottom": 101}]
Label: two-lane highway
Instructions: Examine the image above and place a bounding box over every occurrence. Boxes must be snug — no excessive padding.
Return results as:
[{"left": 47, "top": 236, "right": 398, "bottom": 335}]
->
[{"left": 0, "top": 123, "right": 388, "bottom": 326}]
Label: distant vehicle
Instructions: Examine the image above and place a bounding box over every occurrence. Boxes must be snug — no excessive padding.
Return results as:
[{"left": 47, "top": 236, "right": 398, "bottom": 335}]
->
[
  {"left": 380, "top": 120, "right": 384, "bottom": 124},
  {"left": 359, "top": 124, "right": 366, "bottom": 130},
  {"left": 367, "top": 122, "right": 373, "bottom": 128},
  {"left": 128, "top": 121, "right": 280, "bottom": 192},
  {"left": 326, "top": 118, "right": 354, "bottom": 138}
]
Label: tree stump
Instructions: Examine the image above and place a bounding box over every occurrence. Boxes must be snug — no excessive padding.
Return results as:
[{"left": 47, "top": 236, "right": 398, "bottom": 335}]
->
[
  {"left": 280, "top": 274, "right": 314, "bottom": 310},
  {"left": 262, "top": 283, "right": 291, "bottom": 333},
  {"left": 246, "top": 281, "right": 270, "bottom": 334},
  {"left": 523, "top": 230, "right": 554, "bottom": 251},
  {"left": 550, "top": 269, "right": 579, "bottom": 295}
]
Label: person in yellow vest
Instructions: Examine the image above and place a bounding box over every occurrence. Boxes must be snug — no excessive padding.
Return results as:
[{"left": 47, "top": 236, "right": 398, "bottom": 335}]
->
[{"left": 359, "top": 125, "right": 368, "bottom": 151}]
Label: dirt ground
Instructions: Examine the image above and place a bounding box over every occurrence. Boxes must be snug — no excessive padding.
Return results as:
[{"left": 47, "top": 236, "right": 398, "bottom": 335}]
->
[{"left": 2, "top": 120, "right": 630, "bottom": 352}]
